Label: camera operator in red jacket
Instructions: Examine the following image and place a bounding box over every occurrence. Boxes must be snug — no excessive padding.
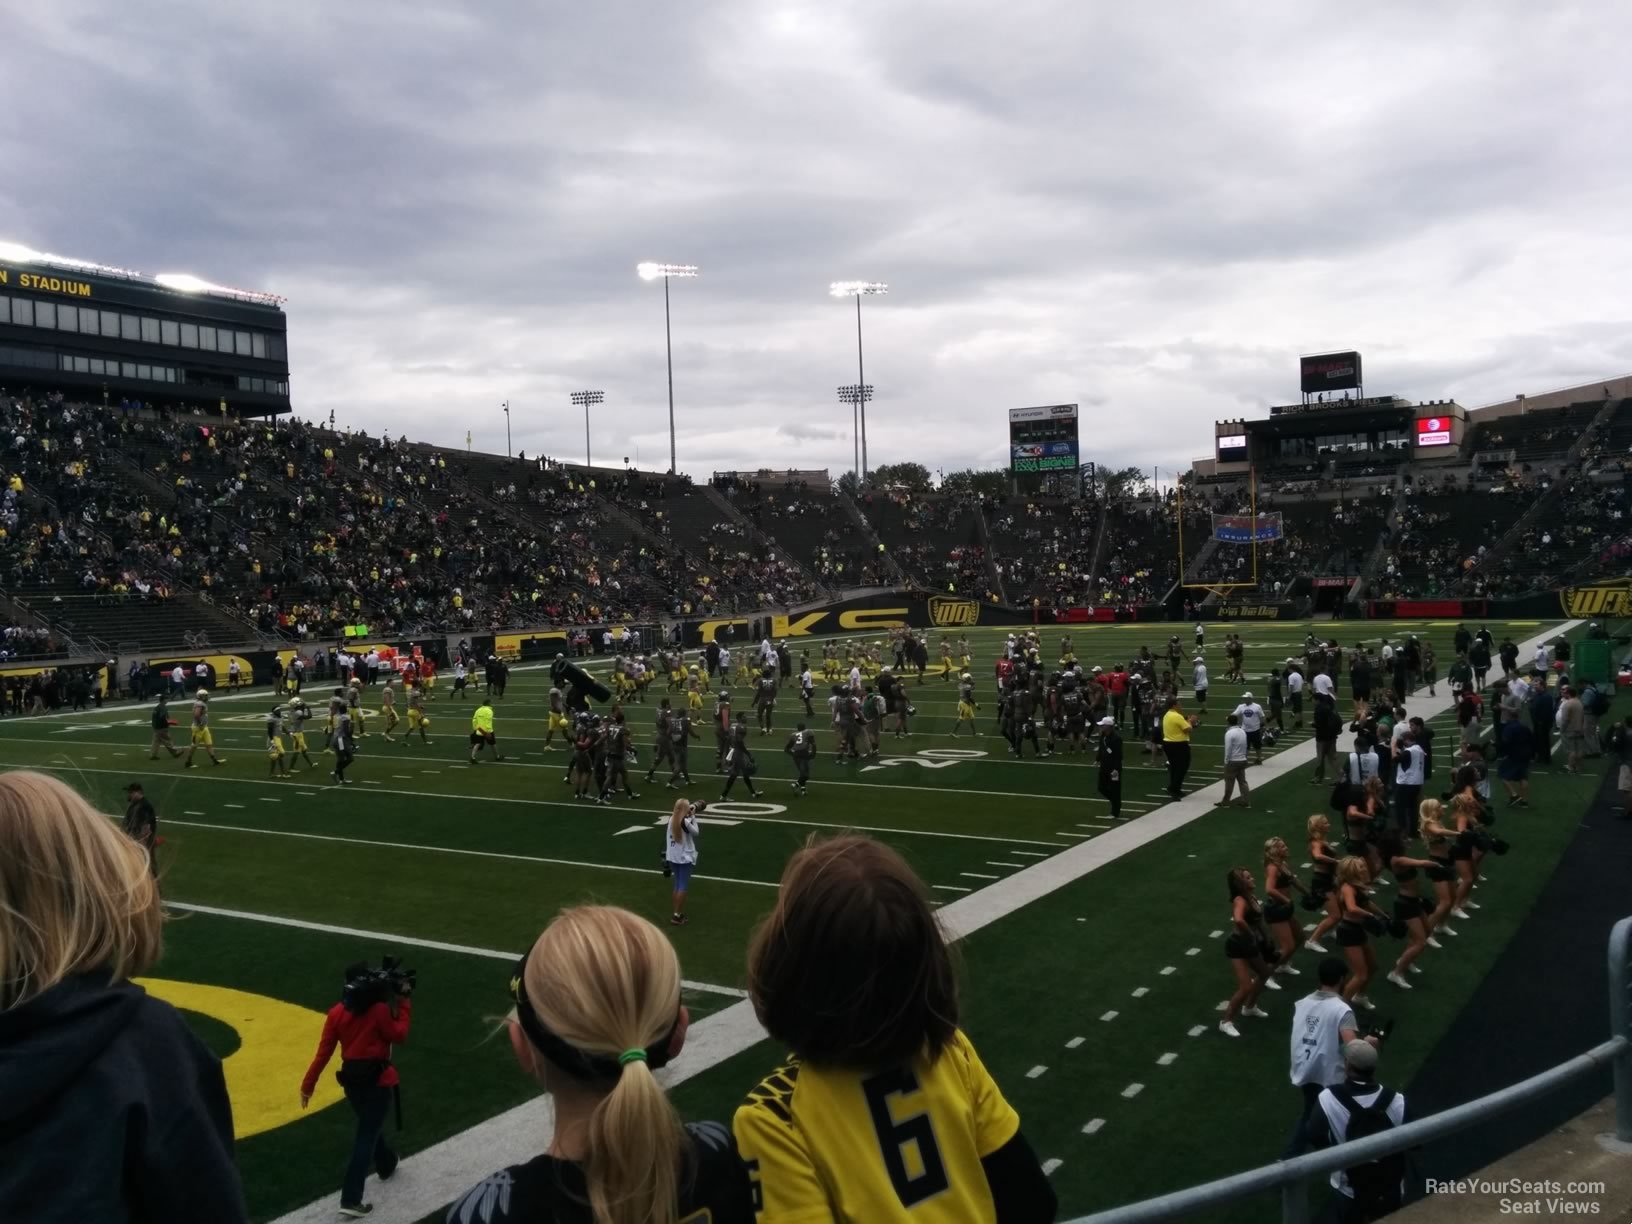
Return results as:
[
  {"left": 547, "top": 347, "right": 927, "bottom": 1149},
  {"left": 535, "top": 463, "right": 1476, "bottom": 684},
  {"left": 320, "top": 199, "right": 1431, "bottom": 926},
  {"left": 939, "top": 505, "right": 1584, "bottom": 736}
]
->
[{"left": 300, "top": 960, "right": 414, "bottom": 1218}]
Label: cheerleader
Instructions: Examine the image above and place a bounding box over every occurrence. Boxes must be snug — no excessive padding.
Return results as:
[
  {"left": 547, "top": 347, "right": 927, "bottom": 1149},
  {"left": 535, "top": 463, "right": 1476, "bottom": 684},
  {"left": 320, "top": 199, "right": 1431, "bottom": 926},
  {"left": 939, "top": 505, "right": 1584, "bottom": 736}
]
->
[
  {"left": 1333, "top": 857, "right": 1387, "bottom": 1009},
  {"left": 1220, "top": 867, "right": 1278, "bottom": 1038},
  {"left": 1377, "top": 828, "right": 1435, "bottom": 989},
  {"left": 1419, "top": 799, "right": 1460, "bottom": 944},
  {"left": 1304, "top": 815, "right": 1343, "bottom": 953},
  {"left": 1261, "top": 838, "right": 1306, "bottom": 973},
  {"left": 1449, "top": 794, "right": 1481, "bottom": 920},
  {"left": 1343, "top": 776, "right": 1385, "bottom": 882}
]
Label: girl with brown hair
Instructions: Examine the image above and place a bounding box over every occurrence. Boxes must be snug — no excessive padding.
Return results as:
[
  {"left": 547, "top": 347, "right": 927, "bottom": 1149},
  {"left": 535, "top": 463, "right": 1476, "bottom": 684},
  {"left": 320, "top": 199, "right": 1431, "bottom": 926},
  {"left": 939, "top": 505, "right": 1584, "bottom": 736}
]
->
[
  {"left": 1220, "top": 867, "right": 1278, "bottom": 1038},
  {"left": 450, "top": 905, "right": 752, "bottom": 1224},
  {"left": 0, "top": 771, "right": 246, "bottom": 1222},
  {"left": 1376, "top": 828, "right": 1436, "bottom": 990},
  {"left": 1419, "top": 798, "right": 1460, "bottom": 945},
  {"left": 734, "top": 834, "right": 1056, "bottom": 1222}
]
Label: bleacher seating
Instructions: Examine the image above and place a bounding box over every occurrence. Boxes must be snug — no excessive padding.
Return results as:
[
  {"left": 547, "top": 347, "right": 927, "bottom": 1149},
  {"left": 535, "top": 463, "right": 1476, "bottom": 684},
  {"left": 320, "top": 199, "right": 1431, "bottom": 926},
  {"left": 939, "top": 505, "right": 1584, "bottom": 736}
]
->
[
  {"left": 863, "top": 491, "right": 995, "bottom": 599},
  {"left": 1466, "top": 403, "right": 1598, "bottom": 463},
  {"left": 1379, "top": 488, "right": 1538, "bottom": 598}
]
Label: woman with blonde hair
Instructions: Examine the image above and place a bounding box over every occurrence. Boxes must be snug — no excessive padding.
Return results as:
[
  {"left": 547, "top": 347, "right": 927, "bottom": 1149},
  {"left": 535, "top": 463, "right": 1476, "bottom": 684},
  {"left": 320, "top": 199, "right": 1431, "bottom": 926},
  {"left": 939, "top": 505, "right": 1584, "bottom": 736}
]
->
[
  {"left": 664, "top": 798, "right": 702, "bottom": 927},
  {"left": 1420, "top": 798, "right": 1460, "bottom": 945},
  {"left": 1261, "top": 837, "right": 1306, "bottom": 972},
  {"left": 0, "top": 770, "right": 246, "bottom": 1222},
  {"left": 449, "top": 905, "right": 751, "bottom": 1224},
  {"left": 1303, "top": 815, "right": 1343, "bottom": 953},
  {"left": 1334, "top": 856, "right": 1388, "bottom": 1010}
]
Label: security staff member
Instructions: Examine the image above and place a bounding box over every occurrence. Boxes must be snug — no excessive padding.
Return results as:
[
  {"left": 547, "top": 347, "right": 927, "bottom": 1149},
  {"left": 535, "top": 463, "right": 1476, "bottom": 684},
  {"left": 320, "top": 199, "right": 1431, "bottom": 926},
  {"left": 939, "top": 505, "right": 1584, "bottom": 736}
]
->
[
  {"left": 1096, "top": 716, "right": 1123, "bottom": 819},
  {"left": 1161, "top": 697, "right": 1200, "bottom": 800},
  {"left": 122, "top": 782, "right": 158, "bottom": 877},
  {"left": 1286, "top": 957, "right": 1374, "bottom": 1157},
  {"left": 300, "top": 967, "right": 413, "bottom": 1217}
]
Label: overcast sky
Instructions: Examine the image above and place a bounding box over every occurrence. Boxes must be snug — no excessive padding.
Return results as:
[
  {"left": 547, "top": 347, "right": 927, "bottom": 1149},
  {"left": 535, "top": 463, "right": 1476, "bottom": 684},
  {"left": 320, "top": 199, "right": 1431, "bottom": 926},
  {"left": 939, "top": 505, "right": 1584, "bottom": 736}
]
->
[{"left": 5, "top": 2, "right": 1630, "bottom": 481}]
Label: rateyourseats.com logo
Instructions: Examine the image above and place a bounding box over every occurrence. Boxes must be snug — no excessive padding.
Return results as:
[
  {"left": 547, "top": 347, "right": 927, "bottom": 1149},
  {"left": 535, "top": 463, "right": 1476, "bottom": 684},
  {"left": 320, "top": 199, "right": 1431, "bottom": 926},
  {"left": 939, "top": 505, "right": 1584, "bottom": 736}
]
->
[{"left": 1424, "top": 1178, "right": 1610, "bottom": 1216}]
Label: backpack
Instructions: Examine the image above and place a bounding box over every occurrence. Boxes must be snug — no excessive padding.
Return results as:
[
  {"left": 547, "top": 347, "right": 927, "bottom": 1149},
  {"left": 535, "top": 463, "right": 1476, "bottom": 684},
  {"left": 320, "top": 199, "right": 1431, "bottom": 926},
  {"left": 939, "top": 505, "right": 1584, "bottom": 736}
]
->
[
  {"left": 1331, "top": 1086, "right": 1404, "bottom": 1217},
  {"left": 1587, "top": 686, "right": 1611, "bottom": 717}
]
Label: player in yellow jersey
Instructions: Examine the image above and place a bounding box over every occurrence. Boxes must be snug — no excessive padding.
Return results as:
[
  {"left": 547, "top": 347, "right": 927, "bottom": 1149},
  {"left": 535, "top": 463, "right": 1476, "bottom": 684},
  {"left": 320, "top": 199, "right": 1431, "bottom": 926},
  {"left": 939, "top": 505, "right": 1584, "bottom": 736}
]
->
[
  {"left": 543, "top": 684, "right": 571, "bottom": 749},
  {"left": 734, "top": 835, "right": 1053, "bottom": 1222},
  {"left": 958, "top": 634, "right": 972, "bottom": 672},
  {"left": 669, "top": 651, "right": 686, "bottom": 692},
  {"left": 733, "top": 650, "right": 754, "bottom": 688},
  {"left": 404, "top": 684, "right": 432, "bottom": 745},
  {"left": 938, "top": 635, "right": 954, "bottom": 682},
  {"left": 687, "top": 670, "right": 704, "bottom": 713},
  {"left": 380, "top": 676, "right": 400, "bottom": 742},
  {"left": 183, "top": 689, "right": 224, "bottom": 769},
  {"left": 286, "top": 698, "right": 317, "bottom": 771},
  {"left": 266, "top": 705, "right": 290, "bottom": 778},
  {"left": 347, "top": 678, "right": 367, "bottom": 737}
]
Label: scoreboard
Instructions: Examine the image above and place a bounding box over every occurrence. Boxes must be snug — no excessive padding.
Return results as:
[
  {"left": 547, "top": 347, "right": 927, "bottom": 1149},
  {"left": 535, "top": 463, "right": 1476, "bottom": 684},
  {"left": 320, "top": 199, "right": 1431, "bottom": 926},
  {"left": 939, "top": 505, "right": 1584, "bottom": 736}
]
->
[{"left": 1009, "top": 404, "right": 1079, "bottom": 473}]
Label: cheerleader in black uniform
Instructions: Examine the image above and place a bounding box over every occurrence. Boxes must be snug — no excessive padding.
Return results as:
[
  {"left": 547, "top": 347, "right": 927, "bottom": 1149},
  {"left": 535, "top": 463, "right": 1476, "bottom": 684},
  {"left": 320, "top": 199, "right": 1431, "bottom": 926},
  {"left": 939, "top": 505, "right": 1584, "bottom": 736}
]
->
[
  {"left": 1449, "top": 793, "right": 1481, "bottom": 921},
  {"left": 1419, "top": 798, "right": 1459, "bottom": 946},
  {"left": 1377, "top": 828, "right": 1435, "bottom": 989},
  {"left": 1334, "top": 857, "right": 1387, "bottom": 1010},
  {"left": 1343, "top": 776, "right": 1385, "bottom": 882},
  {"left": 1452, "top": 768, "right": 1490, "bottom": 908},
  {"left": 1304, "top": 815, "right": 1343, "bottom": 953},
  {"left": 1261, "top": 837, "right": 1306, "bottom": 974},
  {"left": 1220, "top": 867, "right": 1277, "bottom": 1038}
]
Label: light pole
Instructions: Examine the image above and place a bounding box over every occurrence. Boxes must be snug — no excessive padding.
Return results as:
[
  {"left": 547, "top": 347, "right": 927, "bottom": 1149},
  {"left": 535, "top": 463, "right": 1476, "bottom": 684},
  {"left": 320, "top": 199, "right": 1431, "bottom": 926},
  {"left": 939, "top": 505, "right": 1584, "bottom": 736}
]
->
[
  {"left": 829, "top": 281, "right": 887, "bottom": 484},
  {"left": 571, "top": 390, "right": 604, "bottom": 468},
  {"left": 501, "top": 400, "right": 511, "bottom": 458},
  {"left": 637, "top": 262, "right": 698, "bottom": 474},
  {"left": 836, "top": 385, "right": 873, "bottom": 484}
]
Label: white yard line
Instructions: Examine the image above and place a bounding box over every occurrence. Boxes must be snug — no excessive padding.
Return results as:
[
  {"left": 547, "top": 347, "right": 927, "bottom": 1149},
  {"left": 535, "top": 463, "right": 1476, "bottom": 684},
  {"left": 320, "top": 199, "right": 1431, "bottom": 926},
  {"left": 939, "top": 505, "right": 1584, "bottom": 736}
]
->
[
  {"left": 164, "top": 901, "right": 748, "bottom": 997},
  {"left": 268, "top": 620, "right": 1579, "bottom": 1224}
]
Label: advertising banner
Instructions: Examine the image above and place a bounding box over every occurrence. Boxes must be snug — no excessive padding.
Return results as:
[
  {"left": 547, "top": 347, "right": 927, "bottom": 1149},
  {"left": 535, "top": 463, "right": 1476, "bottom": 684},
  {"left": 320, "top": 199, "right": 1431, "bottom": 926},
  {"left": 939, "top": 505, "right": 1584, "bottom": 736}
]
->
[
  {"left": 1216, "top": 604, "right": 1288, "bottom": 620},
  {"left": 1414, "top": 416, "right": 1452, "bottom": 447},
  {"left": 1559, "top": 578, "right": 1632, "bottom": 619},
  {"left": 1212, "top": 512, "right": 1284, "bottom": 544},
  {"left": 1299, "top": 351, "right": 1362, "bottom": 394}
]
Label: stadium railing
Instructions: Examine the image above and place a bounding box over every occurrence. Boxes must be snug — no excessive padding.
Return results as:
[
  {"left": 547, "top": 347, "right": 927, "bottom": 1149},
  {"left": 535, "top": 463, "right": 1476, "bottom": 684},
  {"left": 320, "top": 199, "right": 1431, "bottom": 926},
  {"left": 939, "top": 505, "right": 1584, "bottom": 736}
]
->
[{"left": 1063, "top": 915, "right": 1632, "bottom": 1223}]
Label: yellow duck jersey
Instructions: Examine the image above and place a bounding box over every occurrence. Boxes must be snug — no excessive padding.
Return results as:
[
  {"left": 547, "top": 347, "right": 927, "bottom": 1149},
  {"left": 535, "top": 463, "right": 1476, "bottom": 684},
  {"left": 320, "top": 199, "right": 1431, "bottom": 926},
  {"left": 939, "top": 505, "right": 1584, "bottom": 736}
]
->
[{"left": 733, "top": 1030, "right": 1019, "bottom": 1223}]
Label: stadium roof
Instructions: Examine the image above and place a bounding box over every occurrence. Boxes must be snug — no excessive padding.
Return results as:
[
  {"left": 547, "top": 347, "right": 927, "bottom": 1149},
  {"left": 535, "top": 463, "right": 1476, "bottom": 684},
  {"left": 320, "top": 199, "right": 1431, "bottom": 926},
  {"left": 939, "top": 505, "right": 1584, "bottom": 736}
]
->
[{"left": 0, "top": 241, "right": 284, "bottom": 308}]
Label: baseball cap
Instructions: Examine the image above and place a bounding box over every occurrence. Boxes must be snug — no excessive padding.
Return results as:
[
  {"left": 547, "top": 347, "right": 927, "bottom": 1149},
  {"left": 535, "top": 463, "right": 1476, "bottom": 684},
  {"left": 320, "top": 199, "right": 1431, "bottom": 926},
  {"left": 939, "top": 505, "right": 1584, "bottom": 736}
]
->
[
  {"left": 1242, "top": 691, "right": 1253, "bottom": 699},
  {"left": 1098, "top": 716, "right": 1115, "bottom": 728},
  {"left": 1343, "top": 1039, "right": 1379, "bottom": 1074}
]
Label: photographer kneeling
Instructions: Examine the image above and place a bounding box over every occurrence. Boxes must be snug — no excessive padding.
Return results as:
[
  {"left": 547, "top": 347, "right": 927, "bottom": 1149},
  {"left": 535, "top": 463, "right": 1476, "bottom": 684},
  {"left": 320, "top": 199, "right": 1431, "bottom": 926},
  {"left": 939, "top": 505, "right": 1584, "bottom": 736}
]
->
[{"left": 300, "top": 960, "right": 415, "bottom": 1218}]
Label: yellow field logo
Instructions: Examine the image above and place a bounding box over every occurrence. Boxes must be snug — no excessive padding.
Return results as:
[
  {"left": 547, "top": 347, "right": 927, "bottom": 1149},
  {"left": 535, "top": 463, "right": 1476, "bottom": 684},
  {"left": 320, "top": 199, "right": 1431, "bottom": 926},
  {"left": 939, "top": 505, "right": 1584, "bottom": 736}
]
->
[
  {"left": 1560, "top": 579, "right": 1632, "bottom": 618},
  {"left": 928, "top": 597, "right": 980, "bottom": 628}
]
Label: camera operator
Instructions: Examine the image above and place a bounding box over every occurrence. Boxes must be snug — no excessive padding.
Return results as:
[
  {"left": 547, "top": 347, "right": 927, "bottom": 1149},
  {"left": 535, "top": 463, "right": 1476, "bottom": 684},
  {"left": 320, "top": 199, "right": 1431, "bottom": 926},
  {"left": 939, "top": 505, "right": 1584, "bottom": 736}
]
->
[
  {"left": 299, "top": 962, "right": 414, "bottom": 1218},
  {"left": 1312, "top": 1040, "right": 1408, "bottom": 1223},
  {"left": 1285, "top": 957, "right": 1377, "bottom": 1157}
]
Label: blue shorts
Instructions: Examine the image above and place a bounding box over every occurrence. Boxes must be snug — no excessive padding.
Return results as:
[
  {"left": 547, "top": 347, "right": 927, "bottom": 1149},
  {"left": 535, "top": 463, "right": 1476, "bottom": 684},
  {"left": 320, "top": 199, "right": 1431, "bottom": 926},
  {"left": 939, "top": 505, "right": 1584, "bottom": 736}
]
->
[{"left": 670, "top": 861, "right": 693, "bottom": 891}]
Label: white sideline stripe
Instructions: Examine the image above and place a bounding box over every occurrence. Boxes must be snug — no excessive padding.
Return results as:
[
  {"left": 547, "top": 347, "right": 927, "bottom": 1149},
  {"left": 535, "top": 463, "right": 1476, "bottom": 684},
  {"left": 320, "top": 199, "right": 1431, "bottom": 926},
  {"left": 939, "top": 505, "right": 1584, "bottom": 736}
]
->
[
  {"left": 165, "top": 902, "right": 748, "bottom": 998},
  {"left": 1082, "top": 1118, "right": 1106, "bottom": 1135},
  {"left": 933, "top": 884, "right": 972, "bottom": 893},
  {"left": 271, "top": 619, "right": 1577, "bottom": 1224},
  {"left": 162, "top": 820, "right": 782, "bottom": 888},
  {"left": 1026, "top": 1065, "right": 1048, "bottom": 1079}
]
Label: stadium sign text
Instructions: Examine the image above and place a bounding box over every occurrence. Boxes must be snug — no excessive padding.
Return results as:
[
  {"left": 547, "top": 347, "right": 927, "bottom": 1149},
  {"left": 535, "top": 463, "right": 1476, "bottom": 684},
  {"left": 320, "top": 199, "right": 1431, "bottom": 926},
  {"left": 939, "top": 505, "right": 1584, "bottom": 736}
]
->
[
  {"left": 1218, "top": 604, "right": 1284, "bottom": 619},
  {"left": 1560, "top": 579, "right": 1632, "bottom": 619},
  {"left": 0, "top": 267, "right": 94, "bottom": 297},
  {"left": 698, "top": 606, "right": 909, "bottom": 643},
  {"left": 927, "top": 597, "right": 981, "bottom": 627}
]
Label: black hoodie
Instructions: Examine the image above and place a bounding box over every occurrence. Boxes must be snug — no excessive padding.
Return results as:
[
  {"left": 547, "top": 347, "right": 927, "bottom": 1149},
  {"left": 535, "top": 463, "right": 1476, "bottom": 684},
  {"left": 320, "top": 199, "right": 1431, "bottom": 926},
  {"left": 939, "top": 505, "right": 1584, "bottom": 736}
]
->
[{"left": 0, "top": 973, "right": 246, "bottom": 1224}]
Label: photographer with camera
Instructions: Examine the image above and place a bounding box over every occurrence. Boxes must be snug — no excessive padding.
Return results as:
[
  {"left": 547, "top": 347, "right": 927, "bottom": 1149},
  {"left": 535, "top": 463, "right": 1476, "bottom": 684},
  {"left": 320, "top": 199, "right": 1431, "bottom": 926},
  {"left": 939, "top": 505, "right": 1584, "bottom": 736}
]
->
[{"left": 299, "top": 959, "right": 416, "bottom": 1217}]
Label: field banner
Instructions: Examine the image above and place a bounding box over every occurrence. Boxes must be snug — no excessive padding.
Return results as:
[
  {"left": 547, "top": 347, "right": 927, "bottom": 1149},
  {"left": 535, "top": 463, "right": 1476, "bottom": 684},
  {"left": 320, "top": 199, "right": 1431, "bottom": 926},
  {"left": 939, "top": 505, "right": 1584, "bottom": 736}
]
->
[
  {"left": 1212, "top": 512, "right": 1284, "bottom": 544},
  {"left": 1216, "top": 603, "right": 1292, "bottom": 620},
  {"left": 1560, "top": 578, "right": 1632, "bottom": 619}
]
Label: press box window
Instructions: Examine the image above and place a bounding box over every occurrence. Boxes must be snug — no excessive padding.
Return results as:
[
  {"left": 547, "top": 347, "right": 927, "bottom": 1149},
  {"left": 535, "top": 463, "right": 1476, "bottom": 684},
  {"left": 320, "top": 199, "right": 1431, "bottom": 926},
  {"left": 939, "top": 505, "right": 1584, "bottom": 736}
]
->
[
  {"left": 120, "top": 314, "right": 139, "bottom": 341},
  {"left": 181, "top": 322, "right": 198, "bottom": 348},
  {"left": 0, "top": 296, "right": 8, "bottom": 324},
  {"left": 79, "top": 307, "right": 98, "bottom": 334},
  {"left": 140, "top": 317, "right": 159, "bottom": 343},
  {"left": 161, "top": 319, "right": 179, "bottom": 346},
  {"left": 8, "top": 298, "right": 29, "bottom": 326},
  {"left": 235, "top": 330, "right": 251, "bottom": 356},
  {"left": 101, "top": 310, "right": 119, "bottom": 336},
  {"left": 252, "top": 332, "right": 266, "bottom": 359},
  {"left": 34, "top": 302, "right": 53, "bottom": 329},
  {"left": 56, "top": 304, "right": 78, "bottom": 331},
  {"left": 199, "top": 326, "right": 217, "bottom": 351}
]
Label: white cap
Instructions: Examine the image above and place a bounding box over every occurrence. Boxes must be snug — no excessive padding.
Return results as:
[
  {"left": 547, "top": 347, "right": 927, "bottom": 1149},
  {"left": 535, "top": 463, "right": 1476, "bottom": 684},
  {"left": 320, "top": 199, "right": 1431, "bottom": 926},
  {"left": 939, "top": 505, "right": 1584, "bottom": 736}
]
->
[
  {"left": 1242, "top": 691, "right": 1253, "bottom": 699},
  {"left": 1098, "top": 716, "right": 1116, "bottom": 728}
]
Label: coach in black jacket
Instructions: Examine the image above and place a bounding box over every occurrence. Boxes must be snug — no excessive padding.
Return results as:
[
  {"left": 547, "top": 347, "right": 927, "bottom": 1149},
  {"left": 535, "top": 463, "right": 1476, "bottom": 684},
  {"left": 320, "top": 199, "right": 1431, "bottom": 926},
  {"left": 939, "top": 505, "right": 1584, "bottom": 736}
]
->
[{"left": 1096, "top": 716, "right": 1124, "bottom": 819}]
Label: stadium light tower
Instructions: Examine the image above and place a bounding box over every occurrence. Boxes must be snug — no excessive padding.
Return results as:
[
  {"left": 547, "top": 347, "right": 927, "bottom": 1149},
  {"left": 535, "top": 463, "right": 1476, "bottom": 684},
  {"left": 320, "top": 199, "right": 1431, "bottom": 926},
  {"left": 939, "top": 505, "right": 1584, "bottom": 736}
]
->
[
  {"left": 637, "top": 262, "right": 698, "bottom": 474},
  {"left": 571, "top": 390, "right": 604, "bottom": 468},
  {"left": 836, "top": 384, "right": 873, "bottom": 483},
  {"left": 829, "top": 281, "right": 887, "bottom": 484},
  {"left": 501, "top": 401, "right": 511, "bottom": 458}
]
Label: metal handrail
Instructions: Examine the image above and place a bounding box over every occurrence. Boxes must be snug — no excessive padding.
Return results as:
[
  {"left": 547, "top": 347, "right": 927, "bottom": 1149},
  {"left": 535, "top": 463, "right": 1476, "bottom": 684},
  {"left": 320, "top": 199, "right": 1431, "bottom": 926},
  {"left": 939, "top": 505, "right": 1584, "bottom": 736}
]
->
[{"left": 1064, "top": 915, "right": 1632, "bottom": 1223}]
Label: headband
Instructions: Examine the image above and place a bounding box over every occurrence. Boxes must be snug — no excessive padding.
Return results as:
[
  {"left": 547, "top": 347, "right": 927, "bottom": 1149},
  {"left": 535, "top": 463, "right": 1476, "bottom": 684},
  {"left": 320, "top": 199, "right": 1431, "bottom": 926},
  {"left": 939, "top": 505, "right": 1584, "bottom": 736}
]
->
[{"left": 509, "top": 956, "right": 680, "bottom": 1082}]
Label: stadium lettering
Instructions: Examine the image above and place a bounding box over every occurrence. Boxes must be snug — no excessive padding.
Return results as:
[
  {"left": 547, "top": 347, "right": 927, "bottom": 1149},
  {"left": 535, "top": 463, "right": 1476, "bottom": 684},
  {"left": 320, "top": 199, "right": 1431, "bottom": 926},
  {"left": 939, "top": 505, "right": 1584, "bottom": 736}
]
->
[
  {"left": 1560, "top": 580, "right": 1632, "bottom": 618},
  {"left": 13, "top": 272, "right": 93, "bottom": 297}
]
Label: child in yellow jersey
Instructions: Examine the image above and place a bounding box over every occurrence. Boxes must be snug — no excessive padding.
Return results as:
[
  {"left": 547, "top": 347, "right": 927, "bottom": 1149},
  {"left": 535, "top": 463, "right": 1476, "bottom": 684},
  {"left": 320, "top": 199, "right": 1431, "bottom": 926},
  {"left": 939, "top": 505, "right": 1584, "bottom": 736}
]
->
[
  {"left": 734, "top": 835, "right": 1054, "bottom": 1223},
  {"left": 380, "top": 677, "right": 400, "bottom": 742}
]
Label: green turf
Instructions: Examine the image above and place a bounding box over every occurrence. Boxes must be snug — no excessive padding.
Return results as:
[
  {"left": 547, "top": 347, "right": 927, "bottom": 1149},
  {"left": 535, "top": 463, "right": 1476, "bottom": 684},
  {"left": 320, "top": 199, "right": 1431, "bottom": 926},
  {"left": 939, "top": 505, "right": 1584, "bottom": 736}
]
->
[{"left": 0, "top": 618, "right": 1598, "bottom": 1221}]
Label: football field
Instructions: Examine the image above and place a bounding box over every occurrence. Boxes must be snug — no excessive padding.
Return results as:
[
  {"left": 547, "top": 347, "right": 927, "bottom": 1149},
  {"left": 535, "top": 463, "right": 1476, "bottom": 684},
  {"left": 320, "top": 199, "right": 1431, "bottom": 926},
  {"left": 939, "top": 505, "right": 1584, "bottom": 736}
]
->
[{"left": 0, "top": 617, "right": 1605, "bottom": 1222}]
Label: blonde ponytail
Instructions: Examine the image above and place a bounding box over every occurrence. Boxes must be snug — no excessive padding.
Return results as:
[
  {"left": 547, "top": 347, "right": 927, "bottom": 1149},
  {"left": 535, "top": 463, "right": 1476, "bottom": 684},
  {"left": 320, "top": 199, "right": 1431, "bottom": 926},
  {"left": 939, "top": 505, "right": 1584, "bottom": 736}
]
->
[
  {"left": 668, "top": 799, "right": 688, "bottom": 846},
  {"left": 521, "top": 906, "right": 685, "bottom": 1224}
]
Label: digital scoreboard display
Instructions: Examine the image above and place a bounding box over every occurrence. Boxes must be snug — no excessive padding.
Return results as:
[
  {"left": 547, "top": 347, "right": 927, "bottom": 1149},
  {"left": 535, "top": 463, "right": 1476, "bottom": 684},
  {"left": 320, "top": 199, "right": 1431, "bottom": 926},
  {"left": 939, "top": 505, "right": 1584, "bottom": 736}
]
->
[
  {"left": 1415, "top": 415, "right": 1451, "bottom": 447},
  {"left": 1008, "top": 404, "right": 1079, "bottom": 474}
]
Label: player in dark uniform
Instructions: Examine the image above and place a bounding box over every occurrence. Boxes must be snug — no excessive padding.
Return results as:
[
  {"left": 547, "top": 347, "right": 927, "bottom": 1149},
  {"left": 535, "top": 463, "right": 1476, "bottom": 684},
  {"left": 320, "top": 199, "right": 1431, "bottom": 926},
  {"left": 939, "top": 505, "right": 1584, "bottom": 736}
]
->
[
  {"left": 753, "top": 668, "right": 778, "bottom": 735},
  {"left": 1061, "top": 681, "right": 1086, "bottom": 754},
  {"left": 719, "top": 714, "right": 761, "bottom": 799},
  {"left": 645, "top": 700, "right": 674, "bottom": 785},
  {"left": 713, "top": 691, "right": 732, "bottom": 770},
  {"left": 784, "top": 722, "right": 815, "bottom": 795},
  {"left": 571, "top": 715, "right": 597, "bottom": 801},
  {"left": 599, "top": 711, "right": 638, "bottom": 803},
  {"left": 667, "top": 706, "right": 698, "bottom": 787}
]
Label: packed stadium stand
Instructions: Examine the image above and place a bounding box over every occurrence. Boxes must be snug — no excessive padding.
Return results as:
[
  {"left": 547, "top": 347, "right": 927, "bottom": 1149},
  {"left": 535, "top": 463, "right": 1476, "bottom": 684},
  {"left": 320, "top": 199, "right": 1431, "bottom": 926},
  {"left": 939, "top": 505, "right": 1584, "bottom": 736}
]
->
[{"left": 7, "top": 384, "right": 1632, "bottom": 655}]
